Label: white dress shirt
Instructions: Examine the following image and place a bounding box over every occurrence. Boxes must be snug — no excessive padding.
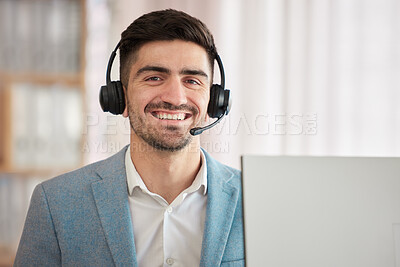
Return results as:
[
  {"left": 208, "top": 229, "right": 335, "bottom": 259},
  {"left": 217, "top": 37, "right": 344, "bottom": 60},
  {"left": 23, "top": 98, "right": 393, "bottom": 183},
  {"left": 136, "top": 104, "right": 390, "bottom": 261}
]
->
[{"left": 125, "top": 146, "right": 207, "bottom": 267}]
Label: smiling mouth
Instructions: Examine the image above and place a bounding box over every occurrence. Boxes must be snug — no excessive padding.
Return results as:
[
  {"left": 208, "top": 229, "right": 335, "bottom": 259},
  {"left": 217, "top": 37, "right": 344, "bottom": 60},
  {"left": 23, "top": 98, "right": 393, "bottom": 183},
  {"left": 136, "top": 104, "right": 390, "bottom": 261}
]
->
[{"left": 151, "top": 111, "right": 192, "bottom": 121}]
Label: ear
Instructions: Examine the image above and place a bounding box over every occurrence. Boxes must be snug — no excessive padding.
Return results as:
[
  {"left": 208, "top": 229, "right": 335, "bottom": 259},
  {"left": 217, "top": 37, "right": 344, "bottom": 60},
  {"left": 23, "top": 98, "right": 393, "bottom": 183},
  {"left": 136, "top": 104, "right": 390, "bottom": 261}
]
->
[
  {"left": 122, "top": 107, "right": 128, "bottom": 118},
  {"left": 122, "top": 85, "right": 128, "bottom": 117}
]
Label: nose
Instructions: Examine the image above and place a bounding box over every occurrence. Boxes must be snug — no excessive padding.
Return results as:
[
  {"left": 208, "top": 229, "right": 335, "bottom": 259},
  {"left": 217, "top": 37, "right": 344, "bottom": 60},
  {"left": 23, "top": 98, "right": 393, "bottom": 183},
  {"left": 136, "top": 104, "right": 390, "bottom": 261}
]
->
[{"left": 159, "top": 77, "right": 187, "bottom": 106}]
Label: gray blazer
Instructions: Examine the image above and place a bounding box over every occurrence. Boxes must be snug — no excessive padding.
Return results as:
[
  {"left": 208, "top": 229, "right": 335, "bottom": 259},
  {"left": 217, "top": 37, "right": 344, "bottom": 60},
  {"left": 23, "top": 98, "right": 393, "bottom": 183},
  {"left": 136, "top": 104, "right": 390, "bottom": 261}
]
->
[{"left": 14, "top": 146, "right": 244, "bottom": 266}]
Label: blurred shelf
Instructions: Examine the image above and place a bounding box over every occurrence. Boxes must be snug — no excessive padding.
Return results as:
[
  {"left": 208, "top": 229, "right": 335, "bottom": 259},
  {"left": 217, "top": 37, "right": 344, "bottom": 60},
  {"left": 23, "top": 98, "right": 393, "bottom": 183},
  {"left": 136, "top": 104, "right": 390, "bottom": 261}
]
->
[
  {"left": 0, "top": 0, "right": 86, "bottom": 174},
  {"left": 0, "top": 72, "right": 82, "bottom": 87}
]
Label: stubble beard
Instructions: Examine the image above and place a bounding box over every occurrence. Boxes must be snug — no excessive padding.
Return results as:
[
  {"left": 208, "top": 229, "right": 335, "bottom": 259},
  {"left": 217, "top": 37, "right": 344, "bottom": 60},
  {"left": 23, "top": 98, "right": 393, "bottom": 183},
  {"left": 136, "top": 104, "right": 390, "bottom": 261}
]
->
[{"left": 127, "top": 101, "right": 198, "bottom": 152}]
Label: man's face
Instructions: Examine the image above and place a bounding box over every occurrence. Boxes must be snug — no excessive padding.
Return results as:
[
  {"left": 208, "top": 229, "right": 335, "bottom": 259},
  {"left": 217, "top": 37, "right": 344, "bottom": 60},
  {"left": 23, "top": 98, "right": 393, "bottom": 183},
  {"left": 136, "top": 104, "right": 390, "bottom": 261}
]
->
[{"left": 124, "top": 40, "right": 211, "bottom": 152}]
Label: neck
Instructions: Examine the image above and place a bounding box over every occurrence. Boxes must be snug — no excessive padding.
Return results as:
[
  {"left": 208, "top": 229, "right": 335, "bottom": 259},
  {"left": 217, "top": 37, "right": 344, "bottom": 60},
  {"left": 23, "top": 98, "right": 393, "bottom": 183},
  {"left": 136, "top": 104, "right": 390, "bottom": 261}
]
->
[{"left": 129, "top": 134, "right": 202, "bottom": 204}]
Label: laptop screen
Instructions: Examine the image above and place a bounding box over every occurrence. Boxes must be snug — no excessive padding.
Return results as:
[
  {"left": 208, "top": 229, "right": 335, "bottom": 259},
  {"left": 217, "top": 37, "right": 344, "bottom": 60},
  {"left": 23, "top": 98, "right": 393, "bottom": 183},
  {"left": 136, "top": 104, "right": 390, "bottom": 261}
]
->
[{"left": 241, "top": 155, "right": 400, "bottom": 267}]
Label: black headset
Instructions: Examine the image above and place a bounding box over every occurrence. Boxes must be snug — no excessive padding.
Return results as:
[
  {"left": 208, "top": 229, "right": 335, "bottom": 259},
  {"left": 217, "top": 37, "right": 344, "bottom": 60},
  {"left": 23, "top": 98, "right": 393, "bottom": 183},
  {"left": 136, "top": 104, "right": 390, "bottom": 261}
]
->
[{"left": 99, "top": 41, "right": 231, "bottom": 136}]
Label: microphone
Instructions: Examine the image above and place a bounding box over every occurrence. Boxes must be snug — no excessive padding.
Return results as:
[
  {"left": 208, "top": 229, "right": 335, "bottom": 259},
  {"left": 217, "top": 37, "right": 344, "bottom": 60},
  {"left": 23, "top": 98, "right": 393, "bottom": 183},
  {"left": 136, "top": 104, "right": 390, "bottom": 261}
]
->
[{"left": 190, "top": 114, "right": 225, "bottom": 136}]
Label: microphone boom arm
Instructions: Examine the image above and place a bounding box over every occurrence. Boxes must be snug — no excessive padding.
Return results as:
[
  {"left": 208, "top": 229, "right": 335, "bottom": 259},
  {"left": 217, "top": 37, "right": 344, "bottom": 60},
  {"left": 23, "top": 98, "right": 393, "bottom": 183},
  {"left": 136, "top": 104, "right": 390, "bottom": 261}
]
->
[{"left": 189, "top": 114, "right": 225, "bottom": 136}]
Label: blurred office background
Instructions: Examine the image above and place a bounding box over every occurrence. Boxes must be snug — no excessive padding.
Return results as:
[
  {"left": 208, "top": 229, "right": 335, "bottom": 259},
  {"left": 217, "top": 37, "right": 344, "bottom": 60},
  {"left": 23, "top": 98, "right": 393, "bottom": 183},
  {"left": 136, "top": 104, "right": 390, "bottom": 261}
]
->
[{"left": 0, "top": 0, "right": 399, "bottom": 265}]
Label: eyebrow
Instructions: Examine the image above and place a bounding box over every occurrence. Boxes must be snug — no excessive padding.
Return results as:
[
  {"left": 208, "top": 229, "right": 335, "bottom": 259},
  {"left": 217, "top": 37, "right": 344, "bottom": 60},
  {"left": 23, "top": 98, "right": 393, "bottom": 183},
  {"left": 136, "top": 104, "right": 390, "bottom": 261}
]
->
[
  {"left": 180, "top": 68, "right": 209, "bottom": 79},
  {"left": 135, "top": 66, "right": 170, "bottom": 78},
  {"left": 135, "top": 65, "right": 209, "bottom": 80}
]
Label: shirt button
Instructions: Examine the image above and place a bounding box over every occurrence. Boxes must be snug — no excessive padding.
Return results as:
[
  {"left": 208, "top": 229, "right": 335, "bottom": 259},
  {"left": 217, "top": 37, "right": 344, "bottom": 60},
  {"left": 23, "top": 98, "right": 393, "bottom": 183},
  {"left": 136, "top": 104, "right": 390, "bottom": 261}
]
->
[
  {"left": 166, "top": 258, "right": 174, "bottom": 265},
  {"left": 167, "top": 206, "right": 173, "bottom": 213}
]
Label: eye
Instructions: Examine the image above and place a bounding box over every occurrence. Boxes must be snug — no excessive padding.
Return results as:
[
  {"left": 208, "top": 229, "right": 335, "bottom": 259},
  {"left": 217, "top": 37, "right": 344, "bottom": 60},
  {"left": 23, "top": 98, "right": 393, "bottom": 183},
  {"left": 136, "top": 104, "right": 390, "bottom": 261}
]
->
[
  {"left": 145, "top": 76, "right": 162, "bottom": 82},
  {"left": 185, "top": 79, "right": 200, "bottom": 85}
]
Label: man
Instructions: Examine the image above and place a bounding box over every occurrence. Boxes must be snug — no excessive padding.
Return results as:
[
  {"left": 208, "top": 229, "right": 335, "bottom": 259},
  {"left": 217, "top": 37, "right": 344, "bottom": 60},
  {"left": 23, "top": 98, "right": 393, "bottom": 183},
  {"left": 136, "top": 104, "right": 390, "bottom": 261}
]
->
[{"left": 14, "top": 9, "right": 244, "bottom": 267}]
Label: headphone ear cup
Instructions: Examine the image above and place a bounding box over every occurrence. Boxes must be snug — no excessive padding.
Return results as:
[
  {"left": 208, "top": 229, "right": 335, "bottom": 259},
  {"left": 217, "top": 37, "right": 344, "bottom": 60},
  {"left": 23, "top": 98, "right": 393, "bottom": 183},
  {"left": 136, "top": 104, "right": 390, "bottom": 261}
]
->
[
  {"left": 208, "top": 84, "right": 229, "bottom": 118},
  {"left": 114, "top": 81, "right": 125, "bottom": 115},
  {"left": 99, "top": 81, "right": 125, "bottom": 115},
  {"left": 99, "top": 85, "right": 110, "bottom": 112},
  {"left": 207, "top": 84, "right": 218, "bottom": 118}
]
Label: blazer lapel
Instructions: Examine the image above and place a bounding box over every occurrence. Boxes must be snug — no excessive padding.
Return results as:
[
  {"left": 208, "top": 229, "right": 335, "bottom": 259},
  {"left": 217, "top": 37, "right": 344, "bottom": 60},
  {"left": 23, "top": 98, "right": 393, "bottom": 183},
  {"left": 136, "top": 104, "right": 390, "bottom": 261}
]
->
[
  {"left": 91, "top": 146, "right": 137, "bottom": 266},
  {"left": 200, "top": 151, "right": 240, "bottom": 267}
]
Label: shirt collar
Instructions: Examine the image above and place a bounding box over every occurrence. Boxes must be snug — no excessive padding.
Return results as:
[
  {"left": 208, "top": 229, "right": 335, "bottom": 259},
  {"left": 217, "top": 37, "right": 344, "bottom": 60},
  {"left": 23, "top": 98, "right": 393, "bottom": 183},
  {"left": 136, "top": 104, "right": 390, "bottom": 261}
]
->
[{"left": 125, "top": 145, "right": 208, "bottom": 196}]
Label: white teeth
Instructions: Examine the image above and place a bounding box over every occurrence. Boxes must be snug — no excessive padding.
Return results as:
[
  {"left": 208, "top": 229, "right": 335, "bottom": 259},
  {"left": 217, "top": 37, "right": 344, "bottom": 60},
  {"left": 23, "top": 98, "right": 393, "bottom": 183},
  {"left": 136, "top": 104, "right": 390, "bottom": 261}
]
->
[{"left": 156, "top": 113, "right": 185, "bottom": 120}]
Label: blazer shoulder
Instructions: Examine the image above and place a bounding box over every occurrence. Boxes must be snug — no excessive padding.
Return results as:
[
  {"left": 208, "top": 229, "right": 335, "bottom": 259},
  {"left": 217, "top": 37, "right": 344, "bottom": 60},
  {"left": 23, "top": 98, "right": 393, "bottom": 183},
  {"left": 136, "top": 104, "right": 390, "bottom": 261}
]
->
[{"left": 41, "top": 145, "right": 129, "bottom": 192}]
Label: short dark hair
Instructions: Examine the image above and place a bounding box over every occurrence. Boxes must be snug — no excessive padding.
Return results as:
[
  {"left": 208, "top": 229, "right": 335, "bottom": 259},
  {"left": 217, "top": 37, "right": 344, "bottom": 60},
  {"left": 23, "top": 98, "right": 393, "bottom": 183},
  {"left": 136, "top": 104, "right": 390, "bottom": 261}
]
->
[{"left": 119, "top": 9, "right": 217, "bottom": 87}]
